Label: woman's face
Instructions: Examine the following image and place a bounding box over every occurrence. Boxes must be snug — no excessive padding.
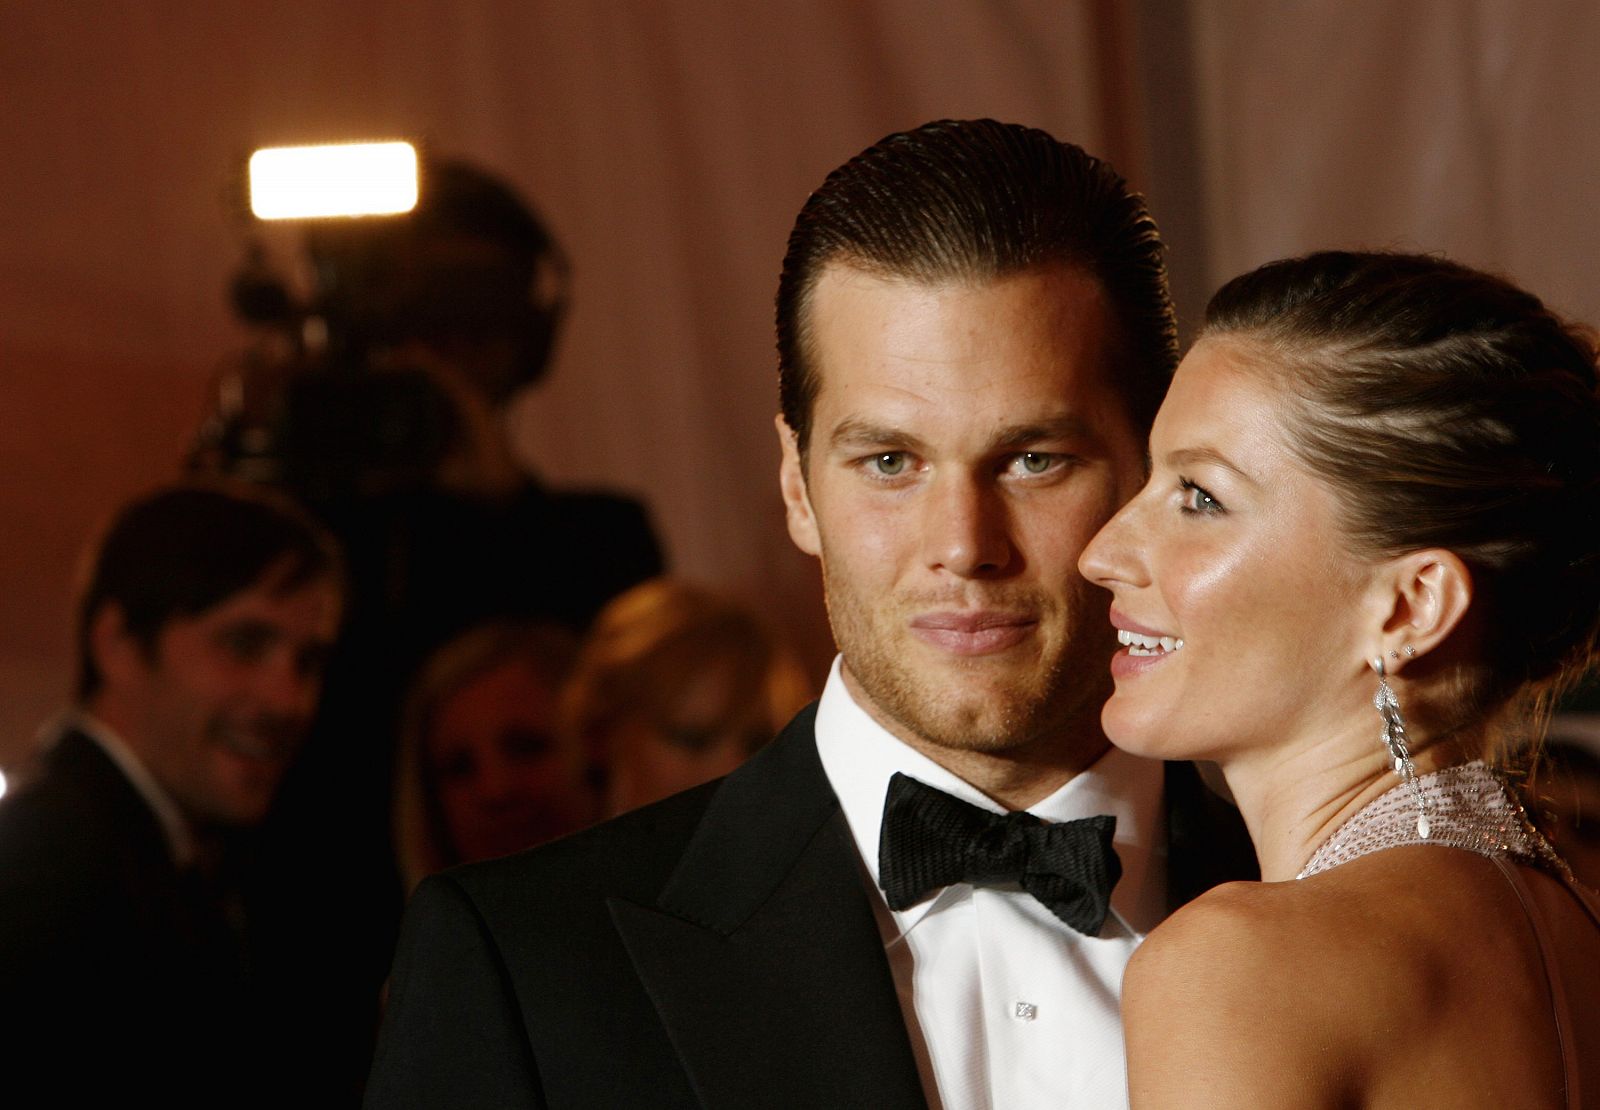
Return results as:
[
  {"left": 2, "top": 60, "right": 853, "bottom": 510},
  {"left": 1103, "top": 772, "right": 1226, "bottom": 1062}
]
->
[
  {"left": 427, "top": 658, "right": 594, "bottom": 864},
  {"left": 600, "top": 658, "right": 767, "bottom": 817},
  {"left": 1078, "top": 339, "right": 1380, "bottom": 764}
]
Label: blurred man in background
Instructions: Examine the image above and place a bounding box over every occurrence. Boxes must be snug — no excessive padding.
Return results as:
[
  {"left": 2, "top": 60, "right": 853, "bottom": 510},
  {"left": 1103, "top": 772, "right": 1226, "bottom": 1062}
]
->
[{"left": 0, "top": 480, "right": 341, "bottom": 1105}]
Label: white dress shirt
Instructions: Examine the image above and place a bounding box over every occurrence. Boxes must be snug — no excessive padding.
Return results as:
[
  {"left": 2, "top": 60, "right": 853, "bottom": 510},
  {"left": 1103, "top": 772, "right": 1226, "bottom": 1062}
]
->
[{"left": 814, "top": 657, "right": 1166, "bottom": 1110}]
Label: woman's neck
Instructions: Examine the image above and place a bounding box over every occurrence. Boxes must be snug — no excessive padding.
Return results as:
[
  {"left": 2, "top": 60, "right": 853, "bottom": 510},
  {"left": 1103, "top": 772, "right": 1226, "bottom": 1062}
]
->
[{"left": 1217, "top": 720, "right": 1480, "bottom": 882}]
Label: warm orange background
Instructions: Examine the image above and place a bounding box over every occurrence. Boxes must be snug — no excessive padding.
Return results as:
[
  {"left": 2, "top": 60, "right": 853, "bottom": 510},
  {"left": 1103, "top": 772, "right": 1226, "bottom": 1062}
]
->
[{"left": 5, "top": 2, "right": 1600, "bottom": 764}]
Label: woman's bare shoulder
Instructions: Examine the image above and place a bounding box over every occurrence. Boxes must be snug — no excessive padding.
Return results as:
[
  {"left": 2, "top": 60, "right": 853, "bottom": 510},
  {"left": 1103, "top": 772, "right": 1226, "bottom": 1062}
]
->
[
  {"left": 1132, "top": 871, "right": 1360, "bottom": 980},
  {"left": 1123, "top": 848, "right": 1558, "bottom": 1108},
  {"left": 1133, "top": 846, "right": 1509, "bottom": 987},
  {"left": 1123, "top": 878, "right": 1367, "bottom": 1105},
  {"left": 1120, "top": 857, "right": 1478, "bottom": 1106}
]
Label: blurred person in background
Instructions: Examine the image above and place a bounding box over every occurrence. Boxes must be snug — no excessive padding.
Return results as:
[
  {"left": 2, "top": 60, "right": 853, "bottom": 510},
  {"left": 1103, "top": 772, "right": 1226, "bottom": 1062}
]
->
[
  {"left": 564, "top": 577, "right": 814, "bottom": 817},
  {"left": 393, "top": 620, "right": 593, "bottom": 893},
  {"left": 0, "top": 480, "right": 341, "bottom": 1106},
  {"left": 195, "top": 158, "right": 665, "bottom": 1092}
]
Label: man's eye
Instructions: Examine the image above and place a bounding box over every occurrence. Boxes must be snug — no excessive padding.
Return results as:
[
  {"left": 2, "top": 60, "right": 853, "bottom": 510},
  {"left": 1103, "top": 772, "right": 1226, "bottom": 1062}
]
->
[
  {"left": 1015, "top": 452, "right": 1056, "bottom": 475},
  {"left": 868, "top": 452, "right": 909, "bottom": 477},
  {"left": 217, "top": 624, "right": 273, "bottom": 661}
]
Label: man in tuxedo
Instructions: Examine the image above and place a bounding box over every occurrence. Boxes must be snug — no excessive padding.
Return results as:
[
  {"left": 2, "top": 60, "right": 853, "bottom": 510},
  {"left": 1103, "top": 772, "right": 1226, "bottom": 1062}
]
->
[
  {"left": 0, "top": 481, "right": 342, "bottom": 1104},
  {"left": 365, "top": 119, "right": 1254, "bottom": 1108}
]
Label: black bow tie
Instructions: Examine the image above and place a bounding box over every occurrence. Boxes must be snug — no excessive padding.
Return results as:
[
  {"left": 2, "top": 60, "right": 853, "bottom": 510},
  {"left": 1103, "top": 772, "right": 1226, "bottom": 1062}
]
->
[{"left": 877, "top": 772, "right": 1122, "bottom": 936}]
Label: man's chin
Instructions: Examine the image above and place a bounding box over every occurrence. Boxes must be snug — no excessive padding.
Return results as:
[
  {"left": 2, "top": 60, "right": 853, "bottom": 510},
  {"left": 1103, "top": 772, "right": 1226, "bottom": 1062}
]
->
[
  {"left": 895, "top": 708, "right": 1044, "bottom": 755},
  {"left": 180, "top": 794, "right": 274, "bottom": 833},
  {"left": 856, "top": 672, "right": 1049, "bottom": 753},
  {"left": 197, "top": 759, "right": 291, "bottom": 827}
]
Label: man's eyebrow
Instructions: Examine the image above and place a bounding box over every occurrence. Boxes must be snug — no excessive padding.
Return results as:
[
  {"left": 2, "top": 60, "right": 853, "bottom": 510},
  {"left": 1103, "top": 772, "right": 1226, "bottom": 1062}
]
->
[
  {"left": 1165, "top": 446, "right": 1260, "bottom": 485},
  {"left": 214, "top": 617, "right": 278, "bottom": 635},
  {"left": 827, "top": 418, "right": 929, "bottom": 454},
  {"left": 827, "top": 414, "right": 1094, "bottom": 453},
  {"left": 989, "top": 415, "right": 1093, "bottom": 449}
]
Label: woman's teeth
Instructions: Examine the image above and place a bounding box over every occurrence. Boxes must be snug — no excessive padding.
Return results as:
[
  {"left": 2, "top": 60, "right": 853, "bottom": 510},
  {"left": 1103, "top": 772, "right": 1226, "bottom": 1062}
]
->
[{"left": 1117, "top": 629, "right": 1183, "bottom": 656}]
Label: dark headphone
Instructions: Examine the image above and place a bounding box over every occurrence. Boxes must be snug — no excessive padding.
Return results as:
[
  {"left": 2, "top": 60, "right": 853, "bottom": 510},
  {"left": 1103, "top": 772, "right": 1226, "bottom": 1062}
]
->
[{"left": 298, "top": 157, "right": 572, "bottom": 398}]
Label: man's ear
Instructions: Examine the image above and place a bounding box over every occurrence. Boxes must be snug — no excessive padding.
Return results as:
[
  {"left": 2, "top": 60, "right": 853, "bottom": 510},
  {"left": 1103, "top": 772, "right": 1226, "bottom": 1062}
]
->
[
  {"left": 88, "top": 602, "right": 150, "bottom": 689},
  {"left": 1373, "top": 549, "right": 1474, "bottom": 670},
  {"left": 776, "top": 414, "right": 821, "bottom": 557}
]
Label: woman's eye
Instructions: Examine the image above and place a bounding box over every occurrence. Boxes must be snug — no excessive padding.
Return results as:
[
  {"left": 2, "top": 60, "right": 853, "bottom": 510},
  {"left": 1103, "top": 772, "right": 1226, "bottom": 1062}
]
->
[
  {"left": 869, "top": 452, "right": 908, "bottom": 476},
  {"left": 501, "top": 728, "right": 554, "bottom": 760},
  {"left": 1179, "top": 478, "right": 1224, "bottom": 515},
  {"left": 433, "top": 752, "right": 475, "bottom": 782}
]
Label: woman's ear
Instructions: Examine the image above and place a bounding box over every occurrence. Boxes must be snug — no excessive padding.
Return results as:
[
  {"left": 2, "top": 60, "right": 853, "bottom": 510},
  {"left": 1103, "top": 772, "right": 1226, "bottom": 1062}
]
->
[{"left": 1373, "top": 548, "right": 1474, "bottom": 670}]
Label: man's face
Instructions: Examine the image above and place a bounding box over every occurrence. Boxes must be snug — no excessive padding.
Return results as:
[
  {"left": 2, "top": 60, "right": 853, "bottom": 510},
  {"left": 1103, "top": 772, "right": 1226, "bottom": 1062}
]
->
[
  {"left": 110, "top": 575, "right": 340, "bottom": 828},
  {"left": 778, "top": 263, "right": 1145, "bottom": 770}
]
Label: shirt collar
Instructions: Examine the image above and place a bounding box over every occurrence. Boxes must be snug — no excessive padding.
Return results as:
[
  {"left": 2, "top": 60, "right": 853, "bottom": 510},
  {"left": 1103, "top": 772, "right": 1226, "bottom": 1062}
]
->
[
  {"left": 813, "top": 655, "right": 1167, "bottom": 935},
  {"left": 45, "top": 708, "right": 198, "bottom": 868}
]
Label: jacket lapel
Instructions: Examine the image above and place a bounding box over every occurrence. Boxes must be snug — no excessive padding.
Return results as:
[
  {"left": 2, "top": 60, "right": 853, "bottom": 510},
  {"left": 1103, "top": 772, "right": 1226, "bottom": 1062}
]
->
[{"left": 609, "top": 705, "right": 927, "bottom": 1109}]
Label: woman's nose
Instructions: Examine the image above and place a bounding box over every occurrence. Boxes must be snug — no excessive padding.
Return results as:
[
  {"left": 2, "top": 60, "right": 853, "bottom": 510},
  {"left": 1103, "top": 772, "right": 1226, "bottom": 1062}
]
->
[{"left": 1078, "top": 496, "right": 1148, "bottom": 589}]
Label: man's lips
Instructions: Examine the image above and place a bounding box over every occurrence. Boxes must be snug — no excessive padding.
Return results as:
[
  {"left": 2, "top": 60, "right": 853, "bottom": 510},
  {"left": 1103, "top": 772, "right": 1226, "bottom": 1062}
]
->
[
  {"left": 212, "top": 719, "right": 304, "bottom": 765},
  {"left": 908, "top": 611, "right": 1037, "bottom": 655}
]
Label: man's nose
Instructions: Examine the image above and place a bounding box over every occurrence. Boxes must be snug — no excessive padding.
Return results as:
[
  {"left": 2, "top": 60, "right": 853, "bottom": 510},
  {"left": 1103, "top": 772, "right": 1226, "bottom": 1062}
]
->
[
  {"left": 924, "top": 472, "right": 1013, "bottom": 577},
  {"left": 257, "top": 652, "right": 320, "bottom": 719}
]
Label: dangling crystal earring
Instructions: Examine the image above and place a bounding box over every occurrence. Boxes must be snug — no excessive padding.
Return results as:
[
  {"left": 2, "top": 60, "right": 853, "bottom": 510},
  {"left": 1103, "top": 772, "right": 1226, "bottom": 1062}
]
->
[{"left": 1371, "top": 656, "right": 1430, "bottom": 839}]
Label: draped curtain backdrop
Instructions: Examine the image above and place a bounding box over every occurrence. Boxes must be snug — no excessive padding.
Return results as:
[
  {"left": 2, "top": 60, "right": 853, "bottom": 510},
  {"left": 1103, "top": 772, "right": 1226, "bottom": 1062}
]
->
[{"left": 3, "top": 1, "right": 1597, "bottom": 764}]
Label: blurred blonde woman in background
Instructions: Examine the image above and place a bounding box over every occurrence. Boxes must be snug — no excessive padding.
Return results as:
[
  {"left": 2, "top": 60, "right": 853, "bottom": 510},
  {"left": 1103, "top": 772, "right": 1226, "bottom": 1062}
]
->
[
  {"left": 393, "top": 620, "right": 593, "bottom": 892},
  {"left": 564, "top": 578, "right": 815, "bottom": 817}
]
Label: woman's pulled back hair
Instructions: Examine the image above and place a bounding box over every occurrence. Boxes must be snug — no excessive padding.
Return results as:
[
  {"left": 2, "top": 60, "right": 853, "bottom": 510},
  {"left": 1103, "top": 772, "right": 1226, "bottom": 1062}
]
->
[{"left": 1203, "top": 251, "right": 1600, "bottom": 730}]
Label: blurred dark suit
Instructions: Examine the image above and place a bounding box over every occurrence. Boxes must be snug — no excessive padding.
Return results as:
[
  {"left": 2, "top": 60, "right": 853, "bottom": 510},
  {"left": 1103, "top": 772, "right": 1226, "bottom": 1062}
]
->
[
  {"left": 250, "top": 480, "right": 665, "bottom": 1097},
  {"left": 0, "top": 728, "right": 257, "bottom": 1106}
]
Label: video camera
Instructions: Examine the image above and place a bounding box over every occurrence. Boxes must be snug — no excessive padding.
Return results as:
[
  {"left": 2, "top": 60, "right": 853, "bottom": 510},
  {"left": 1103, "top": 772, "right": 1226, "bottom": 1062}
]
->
[{"left": 193, "top": 142, "right": 570, "bottom": 500}]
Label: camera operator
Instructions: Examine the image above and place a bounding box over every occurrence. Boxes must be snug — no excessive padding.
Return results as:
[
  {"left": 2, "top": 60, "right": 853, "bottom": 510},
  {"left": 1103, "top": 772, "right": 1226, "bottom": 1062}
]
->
[{"left": 194, "top": 158, "right": 664, "bottom": 1097}]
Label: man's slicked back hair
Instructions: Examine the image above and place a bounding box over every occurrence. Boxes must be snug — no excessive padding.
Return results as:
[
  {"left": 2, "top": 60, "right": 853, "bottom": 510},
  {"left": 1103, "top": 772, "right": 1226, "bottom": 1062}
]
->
[{"left": 775, "top": 118, "right": 1177, "bottom": 451}]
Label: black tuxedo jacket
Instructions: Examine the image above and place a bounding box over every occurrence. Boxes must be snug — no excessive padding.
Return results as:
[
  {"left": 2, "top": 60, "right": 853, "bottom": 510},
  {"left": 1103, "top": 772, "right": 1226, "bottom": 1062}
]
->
[
  {"left": 0, "top": 729, "right": 257, "bottom": 1104},
  {"left": 365, "top": 704, "right": 1256, "bottom": 1109}
]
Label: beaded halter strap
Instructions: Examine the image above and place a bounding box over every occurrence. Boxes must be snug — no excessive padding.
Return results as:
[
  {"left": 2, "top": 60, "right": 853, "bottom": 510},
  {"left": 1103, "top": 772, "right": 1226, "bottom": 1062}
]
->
[{"left": 1298, "top": 761, "right": 1570, "bottom": 880}]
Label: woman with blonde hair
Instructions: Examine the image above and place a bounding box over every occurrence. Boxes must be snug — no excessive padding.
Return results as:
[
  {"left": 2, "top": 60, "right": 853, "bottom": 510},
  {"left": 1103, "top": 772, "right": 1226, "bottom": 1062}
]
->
[
  {"left": 565, "top": 577, "right": 814, "bottom": 817},
  {"left": 393, "top": 620, "right": 592, "bottom": 891}
]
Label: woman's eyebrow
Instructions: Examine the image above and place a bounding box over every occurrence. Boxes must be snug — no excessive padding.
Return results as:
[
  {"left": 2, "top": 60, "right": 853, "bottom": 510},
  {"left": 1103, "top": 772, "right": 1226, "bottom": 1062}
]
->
[{"left": 1164, "top": 445, "right": 1261, "bottom": 486}]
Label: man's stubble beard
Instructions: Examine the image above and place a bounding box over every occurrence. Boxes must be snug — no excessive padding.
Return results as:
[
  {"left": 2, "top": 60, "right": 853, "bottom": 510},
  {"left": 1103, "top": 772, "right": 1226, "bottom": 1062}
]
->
[{"left": 820, "top": 556, "right": 1114, "bottom": 759}]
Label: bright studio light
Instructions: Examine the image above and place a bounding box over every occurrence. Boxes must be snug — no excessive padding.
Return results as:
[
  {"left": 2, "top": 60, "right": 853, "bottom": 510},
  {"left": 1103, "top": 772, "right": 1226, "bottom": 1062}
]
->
[{"left": 248, "top": 141, "right": 419, "bottom": 220}]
